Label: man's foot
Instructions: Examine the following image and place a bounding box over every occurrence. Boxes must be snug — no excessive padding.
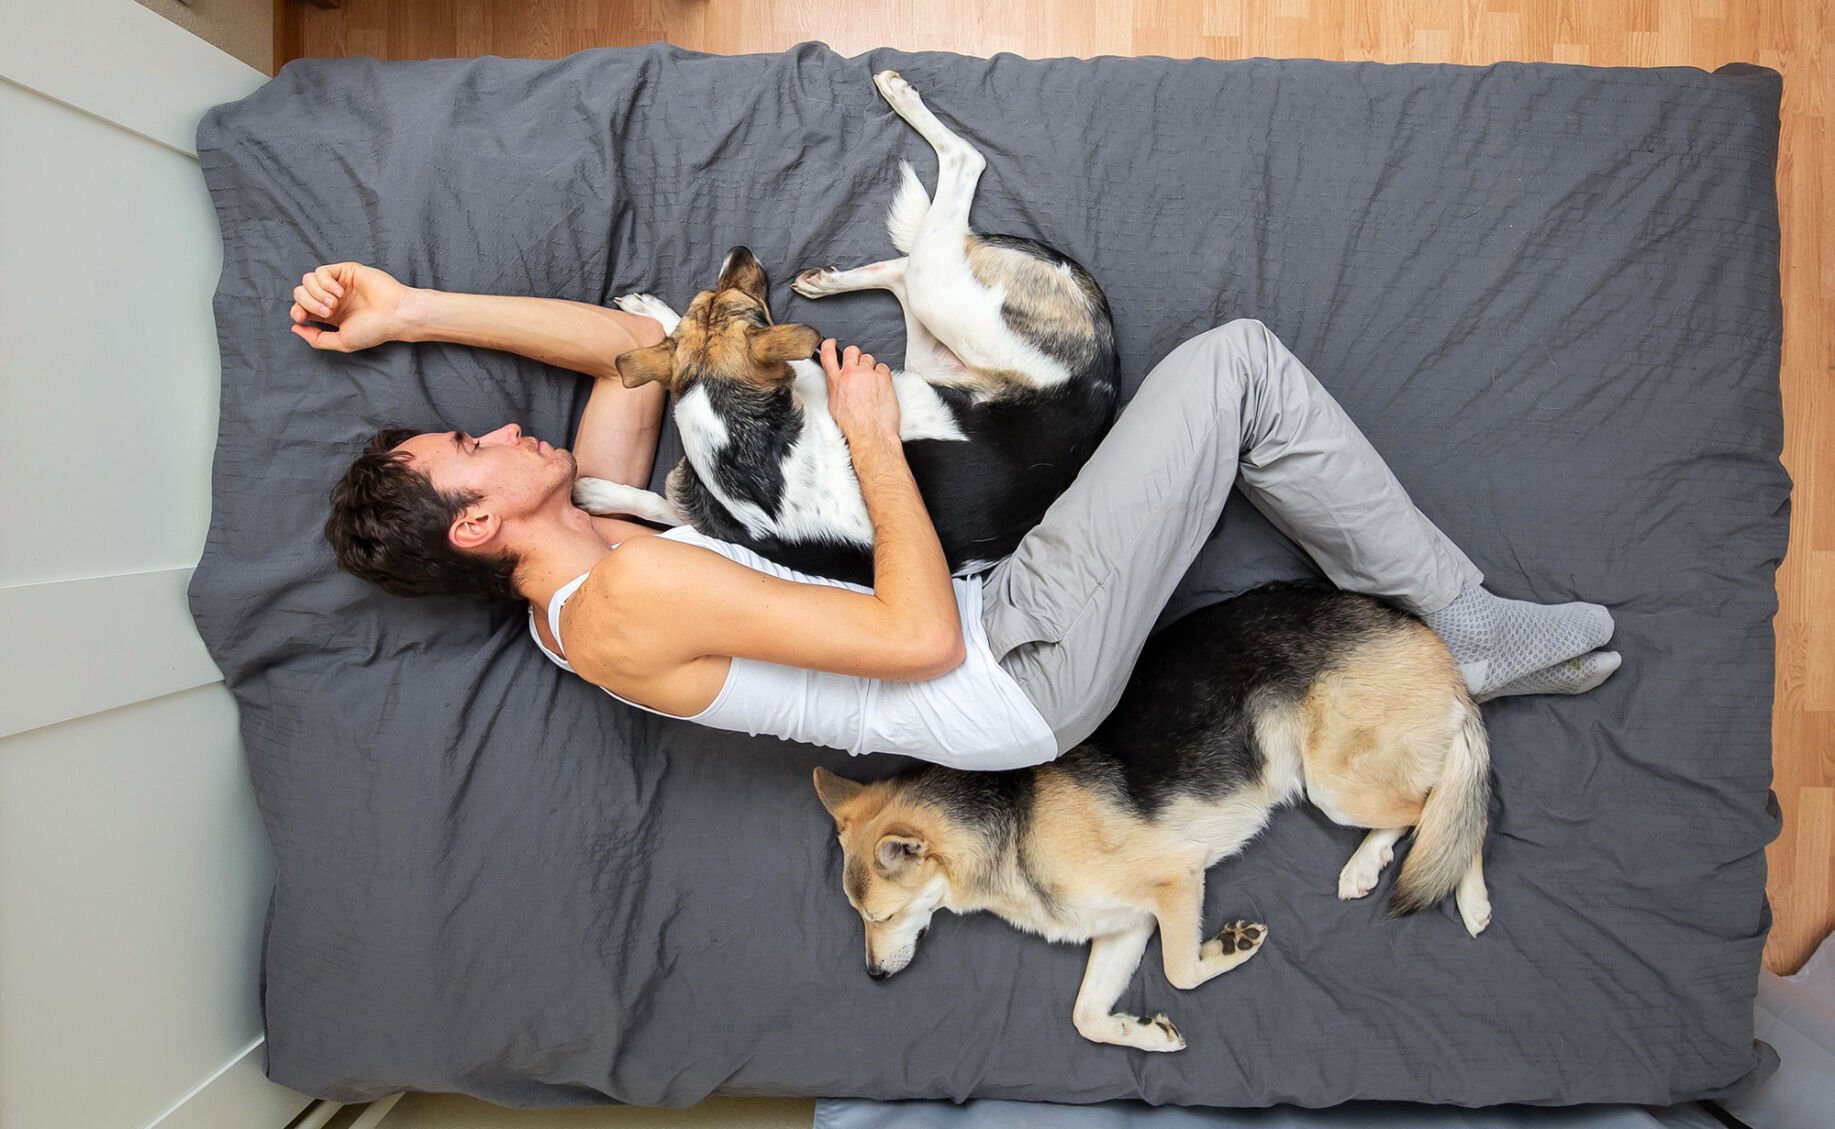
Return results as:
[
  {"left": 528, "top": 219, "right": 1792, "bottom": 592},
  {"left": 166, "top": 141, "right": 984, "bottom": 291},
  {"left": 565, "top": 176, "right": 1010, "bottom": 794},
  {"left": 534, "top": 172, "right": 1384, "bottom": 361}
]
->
[
  {"left": 1479, "top": 650, "right": 1621, "bottom": 702},
  {"left": 1420, "top": 582, "right": 1616, "bottom": 698}
]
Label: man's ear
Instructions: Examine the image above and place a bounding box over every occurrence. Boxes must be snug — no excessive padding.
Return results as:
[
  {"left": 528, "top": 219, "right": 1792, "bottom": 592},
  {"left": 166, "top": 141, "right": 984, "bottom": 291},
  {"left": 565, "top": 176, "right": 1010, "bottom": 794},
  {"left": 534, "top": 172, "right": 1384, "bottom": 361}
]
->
[
  {"left": 752, "top": 323, "right": 821, "bottom": 366},
  {"left": 615, "top": 341, "right": 676, "bottom": 389},
  {"left": 875, "top": 831, "right": 928, "bottom": 874},
  {"left": 449, "top": 507, "right": 501, "bottom": 553},
  {"left": 813, "top": 767, "right": 865, "bottom": 825}
]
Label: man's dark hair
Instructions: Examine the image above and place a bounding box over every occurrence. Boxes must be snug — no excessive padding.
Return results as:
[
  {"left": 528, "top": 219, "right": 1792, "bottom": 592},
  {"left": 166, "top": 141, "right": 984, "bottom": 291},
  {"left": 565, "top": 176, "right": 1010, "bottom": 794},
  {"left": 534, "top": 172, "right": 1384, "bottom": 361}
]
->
[{"left": 324, "top": 426, "right": 521, "bottom": 603}]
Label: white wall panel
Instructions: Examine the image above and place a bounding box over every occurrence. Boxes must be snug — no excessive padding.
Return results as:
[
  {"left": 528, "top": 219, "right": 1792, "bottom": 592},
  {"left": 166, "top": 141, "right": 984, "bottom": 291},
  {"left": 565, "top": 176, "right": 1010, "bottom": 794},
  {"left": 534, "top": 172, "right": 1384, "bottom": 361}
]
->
[
  {"left": 0, "top": 4, "right": 306, "bottom": 1128},
  {"left": 0, "top": 0, "right": 262, "bottom": 157},
  {"left": 0, "top": 687, "right": 278, "bottom": 1129},
  {"left": 0, "top": 78, "right": 225, "bottom": 589},
  {"left": 0, "top": 568, "right": 223, "bottom": 739}
]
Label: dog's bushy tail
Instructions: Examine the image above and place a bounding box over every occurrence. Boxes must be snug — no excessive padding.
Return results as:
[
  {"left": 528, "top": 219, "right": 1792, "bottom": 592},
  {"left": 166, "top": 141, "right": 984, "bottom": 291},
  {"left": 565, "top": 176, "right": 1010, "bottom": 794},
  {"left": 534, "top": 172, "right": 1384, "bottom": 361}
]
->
[
  {"left": 886, "top": 160, "right": 931, "bottom": 253},
  {"left": 1392, "top": 697, "right": 1490, "bottom": 916}
]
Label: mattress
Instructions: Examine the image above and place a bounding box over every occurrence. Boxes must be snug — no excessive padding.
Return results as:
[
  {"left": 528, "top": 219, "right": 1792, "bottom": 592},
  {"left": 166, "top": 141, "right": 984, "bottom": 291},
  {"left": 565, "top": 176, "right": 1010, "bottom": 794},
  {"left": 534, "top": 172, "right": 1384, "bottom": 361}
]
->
[{"left": 190, "top": 44, "right": 1787, "bottom": 1107}]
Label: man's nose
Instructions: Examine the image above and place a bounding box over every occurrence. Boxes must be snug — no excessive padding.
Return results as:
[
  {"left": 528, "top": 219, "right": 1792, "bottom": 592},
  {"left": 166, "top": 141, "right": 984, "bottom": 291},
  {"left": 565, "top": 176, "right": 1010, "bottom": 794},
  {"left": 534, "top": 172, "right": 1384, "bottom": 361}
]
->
[{"left": 482, "top": 423, "right": 522, "bottom": 445}]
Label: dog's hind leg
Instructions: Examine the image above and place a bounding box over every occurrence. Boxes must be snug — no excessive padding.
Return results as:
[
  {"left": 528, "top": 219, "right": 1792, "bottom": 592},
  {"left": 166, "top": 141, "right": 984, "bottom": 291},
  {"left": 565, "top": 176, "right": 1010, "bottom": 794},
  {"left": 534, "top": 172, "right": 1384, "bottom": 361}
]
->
[
  {"left": 874, "top": 71, "right": 1073, "bottom": 393},
  {"left": 1153, "top": 872, "right": 1268, "bottom": 991},
  {"left": 1071, "top": 922, "right": 1184, "bottom": 1052},
  {"left": 1455, "top": 846, "right": 1492, "bottom": 937},
  {"left": 1338, "top": 826, "right": 1409, "bottom": 901},
  {"left": 875, "top": 71, "right": 984, "bottom": 206}
]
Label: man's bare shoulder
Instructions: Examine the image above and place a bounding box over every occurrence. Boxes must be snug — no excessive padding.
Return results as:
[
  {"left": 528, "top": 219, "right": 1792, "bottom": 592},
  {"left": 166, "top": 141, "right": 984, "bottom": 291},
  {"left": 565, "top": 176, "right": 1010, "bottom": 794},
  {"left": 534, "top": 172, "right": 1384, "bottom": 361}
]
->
[{"left": 560, "top": 536, "right": 698, "bottom": 675}]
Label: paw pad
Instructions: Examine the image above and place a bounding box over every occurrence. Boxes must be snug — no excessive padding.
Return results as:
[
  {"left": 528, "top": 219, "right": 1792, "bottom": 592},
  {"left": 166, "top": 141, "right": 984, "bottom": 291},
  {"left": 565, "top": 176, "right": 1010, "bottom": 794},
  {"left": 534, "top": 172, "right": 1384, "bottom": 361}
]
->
[
  {"left": 1148, "top": 1015, "right": 1178, "bottom": 1037},
  {"left": 1216, "top": 920, "right": 1267, "bottom": 952}
]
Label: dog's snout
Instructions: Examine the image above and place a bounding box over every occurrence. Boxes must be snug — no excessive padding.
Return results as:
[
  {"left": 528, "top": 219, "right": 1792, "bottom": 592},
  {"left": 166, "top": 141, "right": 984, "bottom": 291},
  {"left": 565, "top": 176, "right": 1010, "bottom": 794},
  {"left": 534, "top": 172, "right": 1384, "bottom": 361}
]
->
[
  {"left": 915, "top": 927, "right": 929, "bottom": 943},
  {"left": 716, "top": 246, "right": 770, "bottom": 305},
  {"left": 867, "top": 966, "right": 890, "bottom": 981}
]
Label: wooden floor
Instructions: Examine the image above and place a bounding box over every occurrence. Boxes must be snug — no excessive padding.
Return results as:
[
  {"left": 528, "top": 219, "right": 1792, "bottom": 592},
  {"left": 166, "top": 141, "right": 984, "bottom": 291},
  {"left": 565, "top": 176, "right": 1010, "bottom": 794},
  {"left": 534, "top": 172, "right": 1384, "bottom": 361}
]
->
[{"left": 278, "top": 0, "right": 1833, "bottom": 976}]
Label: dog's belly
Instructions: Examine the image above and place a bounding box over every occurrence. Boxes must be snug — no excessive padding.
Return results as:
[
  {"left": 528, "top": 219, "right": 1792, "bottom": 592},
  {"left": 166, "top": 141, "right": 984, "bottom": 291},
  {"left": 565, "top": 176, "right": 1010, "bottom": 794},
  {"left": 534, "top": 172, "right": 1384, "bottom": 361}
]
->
[{"left": 1018, "top": 899, "right": 1153, "bottom": 945}]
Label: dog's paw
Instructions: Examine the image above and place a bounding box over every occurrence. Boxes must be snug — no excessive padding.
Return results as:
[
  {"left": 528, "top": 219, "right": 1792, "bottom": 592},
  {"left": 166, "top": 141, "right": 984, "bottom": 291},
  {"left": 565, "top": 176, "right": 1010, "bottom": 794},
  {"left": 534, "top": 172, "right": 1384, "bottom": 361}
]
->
[
  {"left": 1215, "top": 920, "right": 1268, "bottom": 958},
  {"left": 570, "top": 477, "right": 683, "bottom": 526},
  {"left": 1216, "top": 920, "right": 1266, "bottom": 952},
  {"left": 614, "top": 293, "right": 679, "bottom": 332},
  {"left": 1338, "top": 853, "right": 1387, "bottom": 900},
  {"left": 571, "top": 476, "right": 621, "bottom": 515},
  {"left": 792, "top": 267, "right": 844, "bottom": 299},
  {"left": 1140, "top": 1014, "right": 1186, "bottom": 1053},
  {"left": 874, "top": 69, "right": 919, "bottom": 111},
  {"left": 1077, "top": 1011, "right": 1185, "bottom": 1052},
  {"left": 1195, "top": 919, "right": 1266, "bottom": 982},
  {"left": 1457, "top": 887, "right": 1492, "bottom": 938}
]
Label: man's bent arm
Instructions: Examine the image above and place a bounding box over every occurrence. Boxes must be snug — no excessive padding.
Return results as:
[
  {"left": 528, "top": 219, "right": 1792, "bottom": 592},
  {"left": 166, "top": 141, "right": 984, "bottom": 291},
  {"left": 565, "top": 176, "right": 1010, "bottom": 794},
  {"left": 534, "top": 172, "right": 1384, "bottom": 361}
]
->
[
  {"left": 846, "top": 423, "right": 965, "bottom": 671},
  {"left": 571, "top": 342, "right": 966, "bottom": 689}
]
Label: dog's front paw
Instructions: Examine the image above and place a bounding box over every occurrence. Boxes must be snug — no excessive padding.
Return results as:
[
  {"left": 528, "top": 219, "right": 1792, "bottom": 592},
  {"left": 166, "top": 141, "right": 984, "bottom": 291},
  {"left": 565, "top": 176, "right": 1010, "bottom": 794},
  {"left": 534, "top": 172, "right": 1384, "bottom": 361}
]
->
[
  {"left": 1076, "top": 1010, "right": 1186, "bottom": 1052},
  {"left": 1214, "top": 920, "right": 1267, "bottom": 957},
  {"left": 1140, "top": 1014, "right": 1186, "bottom": 1053},
  {"left": 614, "top": 293, "right": 680, "bottom": 334},
  {"left": 571, "top": 476, "right": 622, "bottom": 516},
  {"left": 792, "top": 267, "right": 844, "bottom": 299},
  {"left": 571, "top": 477, "right": 683, "bottom": 526}
]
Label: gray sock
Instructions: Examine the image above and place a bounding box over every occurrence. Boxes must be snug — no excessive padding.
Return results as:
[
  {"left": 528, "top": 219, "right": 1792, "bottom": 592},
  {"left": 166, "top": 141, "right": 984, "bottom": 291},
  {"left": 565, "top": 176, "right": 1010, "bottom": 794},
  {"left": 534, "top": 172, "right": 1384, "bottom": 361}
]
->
[
  {"left": 1478, "top": 650, "right": 1622, "bottom": 702},
  {"left": 1420, "top": 582, "right": 1615, "bottom": 698}
]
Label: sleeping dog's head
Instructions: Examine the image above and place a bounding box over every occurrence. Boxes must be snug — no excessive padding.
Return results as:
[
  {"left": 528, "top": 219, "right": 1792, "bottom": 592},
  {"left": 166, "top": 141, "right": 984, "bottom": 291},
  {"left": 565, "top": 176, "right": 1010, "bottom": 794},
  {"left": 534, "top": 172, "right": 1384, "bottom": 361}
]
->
[
  {"left": 813, "top": 767, "right": 955, "bottom": 981},
  {"left": 616, "top": 247, "right": 821, "bottom": 393}
]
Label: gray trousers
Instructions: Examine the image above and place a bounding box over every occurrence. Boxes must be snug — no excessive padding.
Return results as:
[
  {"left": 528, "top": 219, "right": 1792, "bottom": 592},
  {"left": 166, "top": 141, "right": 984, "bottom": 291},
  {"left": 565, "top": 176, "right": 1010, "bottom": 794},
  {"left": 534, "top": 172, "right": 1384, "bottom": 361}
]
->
[{"left": 981, "top": 319, "right": 1484, "bottom": 755}]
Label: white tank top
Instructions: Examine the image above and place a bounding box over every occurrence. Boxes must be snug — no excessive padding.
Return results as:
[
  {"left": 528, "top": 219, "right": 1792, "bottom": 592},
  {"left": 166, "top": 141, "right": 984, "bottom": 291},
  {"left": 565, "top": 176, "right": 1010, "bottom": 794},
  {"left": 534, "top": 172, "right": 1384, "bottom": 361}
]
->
[{"left": 525, "top": 526, "right": 1058, "bottom": 771}]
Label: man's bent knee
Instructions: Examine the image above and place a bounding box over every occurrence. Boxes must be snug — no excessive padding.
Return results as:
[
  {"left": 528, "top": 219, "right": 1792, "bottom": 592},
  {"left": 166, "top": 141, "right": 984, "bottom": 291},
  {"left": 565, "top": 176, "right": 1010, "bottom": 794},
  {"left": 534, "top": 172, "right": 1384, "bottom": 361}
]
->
[{"left": 1193, "top": 318, "right": 1274, "bottom": 368}]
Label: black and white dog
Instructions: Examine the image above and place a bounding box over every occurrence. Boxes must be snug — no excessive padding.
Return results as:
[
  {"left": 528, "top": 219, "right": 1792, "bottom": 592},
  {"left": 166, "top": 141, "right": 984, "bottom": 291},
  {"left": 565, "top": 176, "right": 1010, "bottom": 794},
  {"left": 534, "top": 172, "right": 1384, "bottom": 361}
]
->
[{"left": 571, "top": 71, "right": 1119, "bottom": 582}]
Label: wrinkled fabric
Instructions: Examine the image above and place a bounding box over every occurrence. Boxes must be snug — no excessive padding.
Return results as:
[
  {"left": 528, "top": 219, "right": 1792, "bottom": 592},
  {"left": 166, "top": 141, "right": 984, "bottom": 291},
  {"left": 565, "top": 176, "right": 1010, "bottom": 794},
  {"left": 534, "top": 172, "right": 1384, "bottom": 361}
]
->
[{"left": 190, "top": 45, "right": 1786, "bottom": 1109}]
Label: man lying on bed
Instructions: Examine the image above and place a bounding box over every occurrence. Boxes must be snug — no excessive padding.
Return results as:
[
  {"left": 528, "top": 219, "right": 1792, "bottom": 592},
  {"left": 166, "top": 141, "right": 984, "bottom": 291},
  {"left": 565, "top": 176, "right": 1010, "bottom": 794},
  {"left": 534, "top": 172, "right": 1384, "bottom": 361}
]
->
[{"left": 303, "top": 261, "right": 1620, "bottom": 771}]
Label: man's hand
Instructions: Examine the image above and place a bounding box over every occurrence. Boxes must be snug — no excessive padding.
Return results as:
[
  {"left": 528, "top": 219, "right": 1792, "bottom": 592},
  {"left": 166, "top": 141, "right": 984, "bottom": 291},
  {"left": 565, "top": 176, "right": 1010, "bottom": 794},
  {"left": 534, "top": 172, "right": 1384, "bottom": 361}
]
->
[
  {"left": 820, "top": 338, "right": 901, "bottom": 445},
  {"left": 289, "top": 263, "right": 412, "bottom": 352}
]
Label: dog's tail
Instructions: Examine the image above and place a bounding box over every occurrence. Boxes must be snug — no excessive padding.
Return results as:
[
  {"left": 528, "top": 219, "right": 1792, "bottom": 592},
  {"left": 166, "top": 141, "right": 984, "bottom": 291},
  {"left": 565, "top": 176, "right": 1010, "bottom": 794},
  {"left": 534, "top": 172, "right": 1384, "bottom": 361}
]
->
[
  {"left": 1392, "top": 696, "right": 1490, "bottom": 916},
  {"left": 886, "top": 160, "right": 931, "bottom": 254}
]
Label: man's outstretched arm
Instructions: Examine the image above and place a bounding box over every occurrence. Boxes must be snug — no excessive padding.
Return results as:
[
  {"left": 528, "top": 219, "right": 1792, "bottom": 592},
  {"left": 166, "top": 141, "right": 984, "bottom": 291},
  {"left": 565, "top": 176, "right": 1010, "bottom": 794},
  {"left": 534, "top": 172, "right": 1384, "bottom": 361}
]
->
[{"left": 290, "top": 262, "right": 668, "bottom": 486}]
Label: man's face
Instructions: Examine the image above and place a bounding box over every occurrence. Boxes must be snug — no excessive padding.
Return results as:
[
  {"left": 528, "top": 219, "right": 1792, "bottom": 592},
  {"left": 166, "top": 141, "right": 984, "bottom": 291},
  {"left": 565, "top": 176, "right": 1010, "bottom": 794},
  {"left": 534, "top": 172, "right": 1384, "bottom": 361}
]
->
[{"left": 394, "top": 422, "right": 576, "bottom": 547}]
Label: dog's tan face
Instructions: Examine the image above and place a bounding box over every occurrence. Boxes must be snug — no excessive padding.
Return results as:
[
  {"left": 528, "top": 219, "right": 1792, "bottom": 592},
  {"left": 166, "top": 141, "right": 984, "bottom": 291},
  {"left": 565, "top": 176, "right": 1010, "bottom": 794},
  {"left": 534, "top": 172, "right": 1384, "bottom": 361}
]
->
[
  {"left": 813, "top": 767, "right": 953, "bottom": 980},
  {"left": 615, "top": 246, "right": 822, "bottom": 394}
]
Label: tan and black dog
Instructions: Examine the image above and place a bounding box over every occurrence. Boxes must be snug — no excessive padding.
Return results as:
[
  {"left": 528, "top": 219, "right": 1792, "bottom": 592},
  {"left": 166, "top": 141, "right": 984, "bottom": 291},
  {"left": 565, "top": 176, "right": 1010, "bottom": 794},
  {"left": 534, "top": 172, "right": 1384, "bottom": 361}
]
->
[
  {"left": 569, "top": 71, "right": 1119, "bottom": 583},
  {"left": 814, "top": 584, "right": 1494, "bottom": 1052}
]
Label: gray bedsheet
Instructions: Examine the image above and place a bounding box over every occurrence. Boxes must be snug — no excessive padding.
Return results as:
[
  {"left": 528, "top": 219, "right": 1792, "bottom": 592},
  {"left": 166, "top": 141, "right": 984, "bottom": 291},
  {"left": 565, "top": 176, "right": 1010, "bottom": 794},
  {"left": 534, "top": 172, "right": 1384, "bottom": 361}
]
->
[{"left": 190, "top": 44, "right": 1786, "bottom": 1108}]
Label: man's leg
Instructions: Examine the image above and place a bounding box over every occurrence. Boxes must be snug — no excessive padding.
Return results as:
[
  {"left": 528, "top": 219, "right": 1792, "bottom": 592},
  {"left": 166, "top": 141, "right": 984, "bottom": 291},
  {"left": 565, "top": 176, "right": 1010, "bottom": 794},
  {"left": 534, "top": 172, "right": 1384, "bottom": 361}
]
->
[{"left": 982, "top": 319, "right": 1616, "bottom": 753}]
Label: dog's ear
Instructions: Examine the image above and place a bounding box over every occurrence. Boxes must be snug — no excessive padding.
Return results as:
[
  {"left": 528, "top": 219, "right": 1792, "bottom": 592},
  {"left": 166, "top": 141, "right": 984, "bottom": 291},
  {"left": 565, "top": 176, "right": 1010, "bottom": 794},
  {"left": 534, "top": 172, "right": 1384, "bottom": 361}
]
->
[
  {"left": 875, "top": 832, "right": 928, "bottom": 873},
  {"left": 752, "top": 323, "right": 821, "bottom": 366},
  {"left": 813, "top": 767, "right": 865, "bottom": 823},
  {"left": 615, "top": 341, "right": 676, "bottom": 389}
]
